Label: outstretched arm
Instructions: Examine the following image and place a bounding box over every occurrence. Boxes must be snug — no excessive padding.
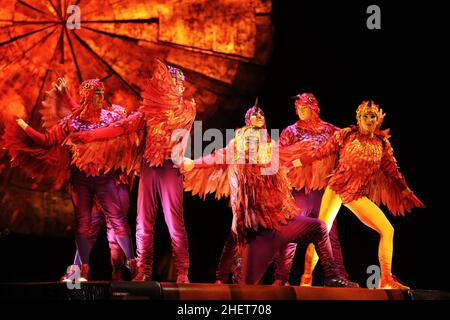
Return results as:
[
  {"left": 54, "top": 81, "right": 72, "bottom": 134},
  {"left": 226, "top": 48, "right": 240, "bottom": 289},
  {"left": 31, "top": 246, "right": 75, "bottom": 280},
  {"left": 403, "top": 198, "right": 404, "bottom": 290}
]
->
[
  {"left": 288, "top": 129, "right": 343, "bottom": 168},
  {"left": 4, "top": 117, "right": 70, "bottom": 188},
  {"left": 282, "top": 129, "right": 347, "bottom": 192},
  {"left": 70, "top": 111, "right": 144, "bottom": 143},
  {"left": 182, "top": 142, "right": 232, "bottom": 200},
  {"left": 304, "top": 130, "right": 343, "bottom": 164},
  {"left": 279, "top": 126, "right": 295, "bottom": 147},
  {"left": 16, "top": 118, "right": 65, "bottom": 146},
  {"left": 54, "top": 77, "right": 79, "bottom": 111},
  {"left": 192, "top": 139, "right": 234, "bottom": 168},
  {"left": 63, "top": 93, "right": 79, "bottom": 111},
  {"left": 181, "top": 146, "right": 229, "bottom": 171},
  {"left": 70, "top": 126, "right": 125, "bottom": 143}
]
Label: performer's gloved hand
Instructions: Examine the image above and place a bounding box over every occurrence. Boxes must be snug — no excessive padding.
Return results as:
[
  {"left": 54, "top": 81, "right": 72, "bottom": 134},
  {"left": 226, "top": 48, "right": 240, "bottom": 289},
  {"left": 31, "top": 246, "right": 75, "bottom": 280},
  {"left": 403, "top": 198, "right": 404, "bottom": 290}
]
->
[
  {"left": 16, "top": 118, "right": 29, "bottom": 131},
  {"left": 181, "top": 157, "right": 195, "bottom": 172},
  {"left": 292, "top": 158, "right": 303, "bottom": 168},
  {"left": 376, "top": 108, "right": 386, "bottom": 130},
  {"left": 70, "top": 131, "right": 93, "bottom": 143},
  {"left": 54, "top": 77, "right": 68, "bottom": 95}
]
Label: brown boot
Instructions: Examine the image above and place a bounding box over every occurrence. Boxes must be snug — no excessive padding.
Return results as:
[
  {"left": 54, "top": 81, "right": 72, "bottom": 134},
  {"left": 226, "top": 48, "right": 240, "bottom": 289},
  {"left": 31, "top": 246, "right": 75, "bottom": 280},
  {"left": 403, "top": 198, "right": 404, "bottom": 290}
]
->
[
  {"left": 126, "top": 259, "right": 138, "bottom": 279},
  {"left": 132, "top": 267, "right": 151, "bottom": 282},
  {"left": 324, "top": 276, "right": 360, "bottom": 288},
  {"left": 380, "top": 274, "right": 410, "bottom": 290}
]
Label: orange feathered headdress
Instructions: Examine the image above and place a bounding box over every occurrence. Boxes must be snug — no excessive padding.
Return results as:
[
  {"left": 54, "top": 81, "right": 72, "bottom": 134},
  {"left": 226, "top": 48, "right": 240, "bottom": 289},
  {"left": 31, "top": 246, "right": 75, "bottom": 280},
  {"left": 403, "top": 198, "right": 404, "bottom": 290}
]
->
[{"left": 356, "top": 100, "right": 380, "bottom": 117}]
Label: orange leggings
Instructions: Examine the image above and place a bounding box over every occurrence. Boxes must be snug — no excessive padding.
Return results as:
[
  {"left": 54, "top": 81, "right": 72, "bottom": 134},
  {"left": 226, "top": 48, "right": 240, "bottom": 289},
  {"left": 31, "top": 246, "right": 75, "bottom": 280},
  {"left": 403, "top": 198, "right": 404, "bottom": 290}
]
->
[{"left": 303, "top": 186, "right": 394, "bottom": 279}]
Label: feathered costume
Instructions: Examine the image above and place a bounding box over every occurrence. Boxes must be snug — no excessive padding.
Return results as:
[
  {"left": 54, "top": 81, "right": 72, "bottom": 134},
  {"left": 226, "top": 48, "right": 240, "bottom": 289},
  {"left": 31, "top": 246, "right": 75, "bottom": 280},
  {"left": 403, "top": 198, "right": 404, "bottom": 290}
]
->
[
  {"left": 134, "top": 59, "right": 196, "bottom": 281},
  {"left": 280, "top": 93, "right": 338, "bottom": 194},
  {"left": 276, "top": 93, "right": 349, "bottom": 285},
  {"left": 283, "top": 118, "right": 424, "bottom": 216},
  {"left": 183, "top": 104, "right": 356, "bottom": 286},
  {"left": 71, "top": 59, "right": 195, "bottom": 281},
  {"left": 3, "top": 88, "right": 72, "bottom": 188},
  {"left": 2, "top": 78, "right": 139, "bottom": 279},
  {"left": 3, "top": 80, "right": 141, "bottom": 188},
  {"left": 63, "top": 59, "right": 196, "bottom": 281},
  {"left": 184, "top": 105, "right": 298, "bottom": 244},
  {"left": 139, "top": 59, "right": 196, "bottom": 167},
  {"left": 283, "top": 101, "right": 424, "bottom": 289}
]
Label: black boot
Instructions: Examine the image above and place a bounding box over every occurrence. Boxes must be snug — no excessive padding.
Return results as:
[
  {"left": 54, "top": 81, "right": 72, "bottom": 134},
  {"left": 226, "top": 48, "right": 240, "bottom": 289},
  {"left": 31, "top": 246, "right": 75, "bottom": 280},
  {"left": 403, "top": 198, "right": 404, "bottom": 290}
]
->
[{"left": 324, "top": 276, "right": 359, "bottom": 288}]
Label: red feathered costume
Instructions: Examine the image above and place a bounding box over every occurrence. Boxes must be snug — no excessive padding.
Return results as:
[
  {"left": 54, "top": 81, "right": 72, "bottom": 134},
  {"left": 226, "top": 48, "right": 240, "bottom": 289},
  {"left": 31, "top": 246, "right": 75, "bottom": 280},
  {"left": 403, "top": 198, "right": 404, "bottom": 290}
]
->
[
  {"left": 283, "top": 101, "right": 424, "bottom": 289},
  {"left": 2, "top": 78, "right": 140, "bottom": 281},
  {"left": 183, "top": 105, "right": 358, "bottom": 287}
]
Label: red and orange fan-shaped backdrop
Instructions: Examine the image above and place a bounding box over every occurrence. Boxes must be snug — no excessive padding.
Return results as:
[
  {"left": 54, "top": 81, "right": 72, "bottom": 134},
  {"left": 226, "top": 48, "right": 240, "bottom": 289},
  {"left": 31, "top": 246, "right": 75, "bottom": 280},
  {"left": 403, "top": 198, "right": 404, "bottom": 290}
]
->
[{"left": 0, "top": 0, "right": 273, "bottom": 236}]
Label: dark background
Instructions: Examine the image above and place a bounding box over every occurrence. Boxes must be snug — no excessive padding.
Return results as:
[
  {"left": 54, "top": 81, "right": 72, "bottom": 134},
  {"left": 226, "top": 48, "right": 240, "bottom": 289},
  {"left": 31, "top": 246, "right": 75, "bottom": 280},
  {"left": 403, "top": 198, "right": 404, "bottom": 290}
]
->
[{"left": 1, "top": 1, "right": 448, "bottom": 291}]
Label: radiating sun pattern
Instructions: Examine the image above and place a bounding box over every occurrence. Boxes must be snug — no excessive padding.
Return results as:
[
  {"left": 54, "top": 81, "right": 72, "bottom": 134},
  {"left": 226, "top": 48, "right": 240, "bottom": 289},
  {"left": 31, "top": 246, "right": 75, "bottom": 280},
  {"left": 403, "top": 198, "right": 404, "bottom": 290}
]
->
[{"left": 0, "top": 0, "right": 273, "bottom": 235}]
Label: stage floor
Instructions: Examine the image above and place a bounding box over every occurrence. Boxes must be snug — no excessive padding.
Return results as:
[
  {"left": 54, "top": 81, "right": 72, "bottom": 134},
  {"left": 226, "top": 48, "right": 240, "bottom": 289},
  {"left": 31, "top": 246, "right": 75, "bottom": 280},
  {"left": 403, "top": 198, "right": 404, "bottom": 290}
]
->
[{"left": 2, "top": 281, "right": 442, "bottom": 300}]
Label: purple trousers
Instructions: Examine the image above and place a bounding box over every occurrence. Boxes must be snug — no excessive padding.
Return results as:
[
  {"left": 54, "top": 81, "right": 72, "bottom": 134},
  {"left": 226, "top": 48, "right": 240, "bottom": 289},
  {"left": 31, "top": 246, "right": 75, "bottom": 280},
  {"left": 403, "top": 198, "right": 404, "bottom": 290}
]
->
[
  {"left": 215, "top": 233, "right": 239, "bottom": 283},
  {"left": 240, "top": 215, "right": 338, "bottom": 284},
  {"left": 136, "top": 160, "right": 190, "bottom": 277},
  {"left": 72, "top": 184, "right": 129, "bottom": 270},
  {"left": 70, "top": 167, "right": 133, "bottom": 264},
  {"left": 273, "top": 189, "right": 348, "bottom": 279},
  {"left": 216, "top": 189, "right": 348, "bottom": 282}
]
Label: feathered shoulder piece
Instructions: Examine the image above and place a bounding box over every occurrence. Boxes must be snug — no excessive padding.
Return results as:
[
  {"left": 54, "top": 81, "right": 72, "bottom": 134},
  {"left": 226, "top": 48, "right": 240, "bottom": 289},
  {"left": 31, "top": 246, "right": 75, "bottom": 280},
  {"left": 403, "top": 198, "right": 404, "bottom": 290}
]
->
[
  {"left": 66, "top": 105, "right": 143, "bottom": 177},
  {"left": 140, "top": 58, "right": 195, "bottom": 121},
  {"left": 279, "top": 128, "right": 353, "bottom": 192},
  {"left": 140, "top": 59, "right": 196, "bottom": 166},
  {"left": 336, "top": 127, "right": 354, "bottom": 146}
]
